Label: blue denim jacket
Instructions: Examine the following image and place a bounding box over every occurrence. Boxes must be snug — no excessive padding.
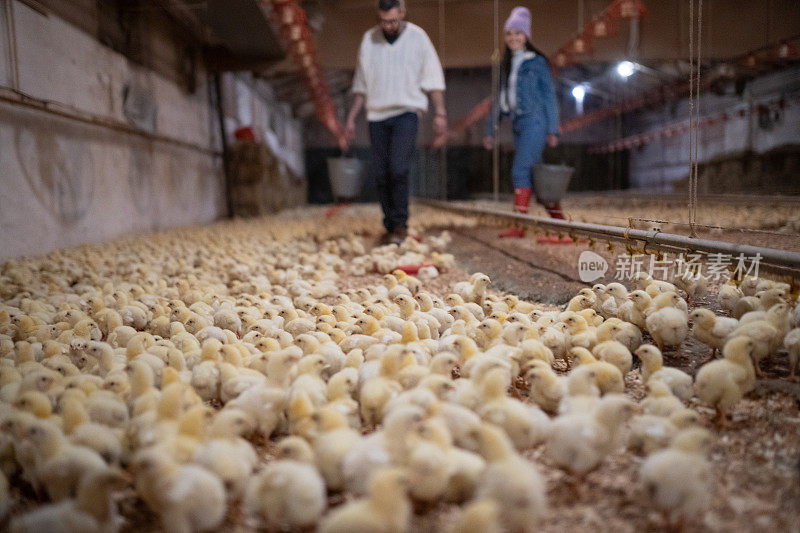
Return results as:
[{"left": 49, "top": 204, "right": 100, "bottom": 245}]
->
[{"left": 485, "top": 53, "right": 559, "bottom": 137}]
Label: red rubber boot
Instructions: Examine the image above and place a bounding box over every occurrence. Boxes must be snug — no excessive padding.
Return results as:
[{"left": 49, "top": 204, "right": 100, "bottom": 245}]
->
[
  {"left": 499, "top": 188, "right": 531, "bottom": 238},
  {"left": 542, "top": 201, "right": 566, "bottom": 219}
]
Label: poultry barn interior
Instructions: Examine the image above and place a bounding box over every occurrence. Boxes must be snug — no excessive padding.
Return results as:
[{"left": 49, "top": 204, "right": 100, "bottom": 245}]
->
[{"left": 2, "top": 0, "right": 800, "bottom": 531}]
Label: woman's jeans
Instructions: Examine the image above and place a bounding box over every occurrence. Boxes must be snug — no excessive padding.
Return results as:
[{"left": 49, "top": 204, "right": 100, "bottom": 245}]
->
[{"left": 511, "top": 114, "right": 548, "bottom": 189}]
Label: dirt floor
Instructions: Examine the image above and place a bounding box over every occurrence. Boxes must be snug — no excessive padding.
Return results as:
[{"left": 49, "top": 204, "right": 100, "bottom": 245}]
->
[
  {"left": 350, "top": 222, "right": 800, "bottom": 533},
  {"left": 116, "top": 215, "right": 800, "bottom": 533},
  {"left": 437, "top": 225, "right": 800, "bottom": 532},
  {"left": 4, "top": 203, "right": 800, "bottom": 532}
]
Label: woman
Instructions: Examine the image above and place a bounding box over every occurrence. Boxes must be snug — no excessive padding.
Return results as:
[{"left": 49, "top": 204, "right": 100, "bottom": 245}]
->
[{"left": 484, "top": 6, "right": 562, "bottom": 238}]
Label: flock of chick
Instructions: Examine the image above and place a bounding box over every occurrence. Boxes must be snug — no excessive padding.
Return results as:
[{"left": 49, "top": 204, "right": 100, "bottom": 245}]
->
[{"left": 0, "top": 208, "right": 798, "bottom": 533}]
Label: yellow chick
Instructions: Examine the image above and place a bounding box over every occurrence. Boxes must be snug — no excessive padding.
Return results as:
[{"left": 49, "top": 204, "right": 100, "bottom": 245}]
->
[
  {"left": 694, "top": 336, "right": 756, "bottom": 426},
  {"left": 25, "top": 419, "right": 107, "bottom": 501},
  {"left": 502, "top": 294, "right": 537, "bottom": 314},
  {"left": 342, "top": 406, "right": 423, "bottom": 495},
  {"left": 592, "top": 340, "right": 632, "bottom": 375},
  {"left": 641, "top": 380, "right": 685, "bottom": 417},
  {"left": 61, "top": 396, "right": 123, "bottom": 465},
  {"left": 450, "top": 499, "right": 501, "bottom": 533},
  {"left": 326, "top": 368, "right": 360, "bottom": 429},
  {"left": 578, "top": 307, "right": 604, "bottom": 327},
  {"left": 627, "top": 408, "right": 700, "bottom": 455},
  {"left": 718, "top": 283, "right": 743, "bottom": 316},
  {"left": 634, "top": 344, "right": 693, "bottom": 401},
  {"left": 471, "top": 423, "right": 546, "bottom": 532},
  {"left": 15, "top": 390, "right": 62, "bottom": 427},
  {"left": 546, "top": 395, "right": 636, "bottom": 489},
  {"left": 245, "top": 437, "right": 326, "bottom": 530},
  {"left": 476, "top": 319, "right": 503, "bottom": 349},
  {"left": 727, "top": 303, "right": 786, "bottom": 376},
  {"left": 558, "top": 366, "right": 602, "bottom": 415},
  {"left": 9, "top": 467, "right": 128, "bottom": 533},
  {"left": 290, "top": 354, "right": 329, "bottom": 407},
  {"left": 593, "top": 320, "right": 623, "bottom": 350},
  {"left": 569, "top": 347, "right": 624, "bottom": 395},
  {"left": 406, "top": 430, "right": 452, "bottom": 504},
  {"left": 639, "top": 428, "right": 713, "bottom": 531},
  {"left": 131, "top": 447, "right": 226, "bottom": 533},
  {"left": 193, "top": 411, "right": 257, "bottom": 499},
  {"left": 563, "top": 312, "right": 597, "bottom": 350},
  {"left": 318, "top": 467, "right": 411, "bottom": 533},
  {"left": 672, "top": 270, "right": 709, "bottom": 306},
  {"left": 477, "top": 368, "right": 549, "bottom": 450},
  {"left": 645, "top": 304, "right": 688, "bottom": 355},
  {"left": 524, "top": 364, "right": 566, "bottom": 414},
  {"left": 311, "top": 406, "right": 360, "bottom": 490},
  {"left": 688, "top": 308, "right": 739, "bottom": 361},
  {"left": 359, "top": 351, "right": 405, "bottom": 426},
  {"left": 453, "top": 273, "right": 491, "bottom": 304},
  {"left": 618, "top": 290, "right": 650, "bottom": 330}
]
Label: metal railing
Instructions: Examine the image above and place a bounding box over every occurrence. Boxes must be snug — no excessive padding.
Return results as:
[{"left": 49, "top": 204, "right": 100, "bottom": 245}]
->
[{"left": 416, "top": 198, "right": 800, "bottom": 279}]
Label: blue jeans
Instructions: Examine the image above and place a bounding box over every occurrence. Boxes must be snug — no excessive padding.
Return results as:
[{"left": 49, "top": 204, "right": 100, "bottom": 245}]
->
[
  {"left": 368, "top": 112, "right": 418, "bottom": 233},
  {"left": 511, "top": 115, "right": 548, "bottom": 189}
]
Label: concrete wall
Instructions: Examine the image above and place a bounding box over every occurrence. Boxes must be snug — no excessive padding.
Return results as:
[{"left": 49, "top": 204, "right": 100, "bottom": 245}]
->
[
  {"left": 0, "top": 1, "right": 305, "bottom": 261},
  {"left": 0, "top": 0, "right": 224, "bottom": 260},
  {"left": 627, "top": 65, "right": 800, "bottom": 190}
]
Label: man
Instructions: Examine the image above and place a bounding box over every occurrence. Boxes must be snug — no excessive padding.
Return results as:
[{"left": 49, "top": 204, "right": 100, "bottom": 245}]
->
[{"left": 342, "top": 0, "right": 447, "bottom": 244}]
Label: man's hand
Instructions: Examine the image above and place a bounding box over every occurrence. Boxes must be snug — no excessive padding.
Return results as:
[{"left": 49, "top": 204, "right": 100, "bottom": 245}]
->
[
  {"left": 433, "top": 114, "right": 447, "bottom": 138},
  {"left": 339, "top": 118, "right": 356, "bottom": 152},
  {"left": 483, "top": 136, "right": 494, "bottom": 150},
  {"left": 547, "top": 134, "right": 559, "bottom": 148}
]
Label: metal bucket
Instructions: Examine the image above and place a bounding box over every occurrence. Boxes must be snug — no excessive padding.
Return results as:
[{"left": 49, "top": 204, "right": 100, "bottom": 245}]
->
[
  {"left": 327, "top": 157, "right": 364, "bottom": 201},
  {"left": 533, "top": 163, "right": 574, "bottom": 203}
]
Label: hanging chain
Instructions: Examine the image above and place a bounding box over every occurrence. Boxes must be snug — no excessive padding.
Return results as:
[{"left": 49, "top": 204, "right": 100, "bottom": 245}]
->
[
  {"left": 692, "top": 0, "right": 703, "bottom": 236},
  {"left": 687, "top": 0, "right": 700, "bottom": 237}
]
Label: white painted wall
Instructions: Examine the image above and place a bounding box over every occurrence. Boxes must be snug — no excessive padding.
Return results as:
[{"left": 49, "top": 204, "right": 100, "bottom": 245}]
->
[
  {"left": 0, "top": 1, "right": 226, "bottom": 260},
  {"left": 222, "top": 73, "right": 305, "bottom": 177},
  {"left": 628, "top": 65, "right": 800, "bottom": 190}
]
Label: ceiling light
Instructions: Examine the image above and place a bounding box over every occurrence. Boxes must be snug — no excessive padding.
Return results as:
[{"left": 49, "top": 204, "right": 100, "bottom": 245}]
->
[{"left": 617, "top": 61, "right": 635, "bottom": 78}]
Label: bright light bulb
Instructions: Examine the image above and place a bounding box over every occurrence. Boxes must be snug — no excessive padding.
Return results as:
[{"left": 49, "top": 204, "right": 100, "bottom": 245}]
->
[
  {"left": 571, "top": 85, "right": 586, "bottom": 101},
  {"left": 617, "top": 61, "right": 635, "bottom": 78}
]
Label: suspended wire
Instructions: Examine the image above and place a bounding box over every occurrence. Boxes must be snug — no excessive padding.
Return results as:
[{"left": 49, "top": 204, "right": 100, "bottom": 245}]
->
[
  {"left": 688, "top": 0, "right": 695, "bottom": 236},
  {"left": 687, "top": 0, "right": 703, "bottom": 237},
  {"left": 438, "top": 0, "right": 447, "bottom": 201},
  {"left": 491, "top": 0, "right": 500, "bottom": 202}
]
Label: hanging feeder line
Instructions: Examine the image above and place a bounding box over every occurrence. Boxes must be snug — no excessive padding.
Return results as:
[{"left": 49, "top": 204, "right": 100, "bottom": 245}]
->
[
  {"left": 264, "top": 0, "right": 345, "bottom": 147},
  {"left": 415, "top": 198, "right": 800, "bottom": 280},
  {"left": 434, "top": 36, "right": 799, "bottom": 144},
  {"left": 587, "top": 92, "right": 800, "bottom": 153},
  {"left": 560, "top": 34, "right": 800, "bottom": 135},
  {"left": 552, "top": 0, "right": 646, "bottom": 69}
]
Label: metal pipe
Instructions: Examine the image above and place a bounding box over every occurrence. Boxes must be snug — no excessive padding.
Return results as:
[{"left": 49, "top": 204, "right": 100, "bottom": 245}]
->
[
  {"left": 469, "top": 191, "right": 800, "bottom": 205},
  {"left": 416, "top": 198, "right": 800, "bottom": 276},
  {"left": 0, "top": 86, "right": 221, "bottom": 157}
]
